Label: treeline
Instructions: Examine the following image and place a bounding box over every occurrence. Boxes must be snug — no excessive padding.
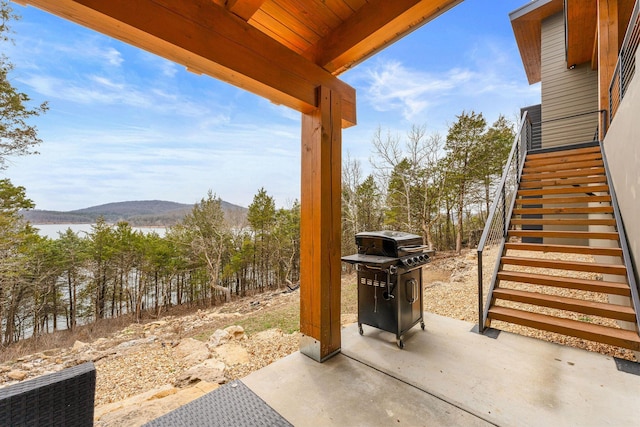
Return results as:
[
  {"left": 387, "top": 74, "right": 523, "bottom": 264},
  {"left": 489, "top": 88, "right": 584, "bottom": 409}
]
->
[
  {"left": 0, "top": 111, "right": 512, "bottom": 347},
  {"left": 342, "top": 111, "right": 514, "bottom": 255},
  {"left": 0, "top": 183, "right": 299, "bottom": 346}
]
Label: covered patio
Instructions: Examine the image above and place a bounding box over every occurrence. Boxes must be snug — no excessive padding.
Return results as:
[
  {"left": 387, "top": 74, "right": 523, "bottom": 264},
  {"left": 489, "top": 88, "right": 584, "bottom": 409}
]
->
[
  {"left": 16, "top": 0, "right": 463, "bottom": 362},
  {"left": 11, "top": 1, "right": 640, "bottom": 425}
]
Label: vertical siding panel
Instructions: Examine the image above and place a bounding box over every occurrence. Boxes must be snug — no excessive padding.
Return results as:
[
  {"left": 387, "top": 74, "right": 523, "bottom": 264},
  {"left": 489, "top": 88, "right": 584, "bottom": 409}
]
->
[{"left": 541, "top": 12, "right": 599, "bottom": 148}]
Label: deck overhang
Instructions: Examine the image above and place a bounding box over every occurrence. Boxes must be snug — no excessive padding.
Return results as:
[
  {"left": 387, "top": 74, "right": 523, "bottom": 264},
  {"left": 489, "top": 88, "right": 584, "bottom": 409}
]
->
[{"left": 511, "top": 0, "right": 635, "bottom": 85}]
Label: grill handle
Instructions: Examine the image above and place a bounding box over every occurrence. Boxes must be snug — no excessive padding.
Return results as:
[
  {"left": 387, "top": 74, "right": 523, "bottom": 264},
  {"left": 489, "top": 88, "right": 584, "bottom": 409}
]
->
[
  {"left": 383, "top": 266, "right": 396, "bottom": 300},
  {"left": 405, "top": 278, "right": 418, "bottom": 304},
  {"left": 398, "top": 245, "right": 430, "bottom": 253}
]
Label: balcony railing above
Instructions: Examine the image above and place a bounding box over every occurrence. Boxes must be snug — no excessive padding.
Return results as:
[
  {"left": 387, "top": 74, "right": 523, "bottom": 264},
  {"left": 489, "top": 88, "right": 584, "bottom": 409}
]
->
[{"left": 609, "top": 0, "right": 640, "bottom": 122}]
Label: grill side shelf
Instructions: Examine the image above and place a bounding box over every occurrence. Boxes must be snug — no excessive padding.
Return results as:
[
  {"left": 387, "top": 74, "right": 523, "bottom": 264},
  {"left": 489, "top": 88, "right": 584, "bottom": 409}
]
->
[{"left": 340, "top": 254, "right": 398, "bottom": 267}]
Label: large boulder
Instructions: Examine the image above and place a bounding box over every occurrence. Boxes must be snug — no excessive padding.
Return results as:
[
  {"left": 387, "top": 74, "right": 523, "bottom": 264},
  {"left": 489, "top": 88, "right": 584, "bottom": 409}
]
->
[
  {"left": 175, "top": 359, "right": 226, "bottom": 387},
  {"left": 172, "top": 338, "right": 210, "bottom": 365},
  {"left": 94, "top": 382, "right": 219, "bottom": 427},
  {"left": 214, "top": 343, "right": 250, "bottom": 366}
]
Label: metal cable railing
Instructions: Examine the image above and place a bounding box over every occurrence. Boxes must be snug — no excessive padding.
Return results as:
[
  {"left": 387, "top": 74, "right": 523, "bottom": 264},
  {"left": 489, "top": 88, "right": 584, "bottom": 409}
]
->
[
  {"left": 476, "top": 112, "right": 530, "bottom": 333},
  {"left": 529, "top": 110, "right": 608, "bottom": 146},
  {"left": 610, "top": 0, "right": 640, "bottom": 122}
]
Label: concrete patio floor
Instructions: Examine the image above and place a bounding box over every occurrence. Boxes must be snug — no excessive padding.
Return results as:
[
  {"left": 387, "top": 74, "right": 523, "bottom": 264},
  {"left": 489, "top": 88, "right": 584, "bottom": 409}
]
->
[{"left": 243, "top": 313, "right": 640, "bottom": 426}]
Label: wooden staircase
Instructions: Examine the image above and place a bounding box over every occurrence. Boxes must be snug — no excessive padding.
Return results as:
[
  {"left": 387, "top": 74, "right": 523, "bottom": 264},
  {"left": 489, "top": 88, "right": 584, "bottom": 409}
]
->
[{"left": 486, "top": 144, "right": 640, "bottom": 351}]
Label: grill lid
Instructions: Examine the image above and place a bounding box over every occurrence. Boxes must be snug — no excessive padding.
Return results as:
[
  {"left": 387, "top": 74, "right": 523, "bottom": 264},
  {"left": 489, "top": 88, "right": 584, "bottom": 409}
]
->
[{"left": 355, "top": 231, "right": 423, "bottom": 257}]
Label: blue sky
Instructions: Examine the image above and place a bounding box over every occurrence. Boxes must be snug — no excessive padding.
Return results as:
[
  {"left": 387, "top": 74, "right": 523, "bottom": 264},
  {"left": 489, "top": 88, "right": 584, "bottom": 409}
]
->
[{"left": 4, "top": 0, "right": 540, "bottom": 211}]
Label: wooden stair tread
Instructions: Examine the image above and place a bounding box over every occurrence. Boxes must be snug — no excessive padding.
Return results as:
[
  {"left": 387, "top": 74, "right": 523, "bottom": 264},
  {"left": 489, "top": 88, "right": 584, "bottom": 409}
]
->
[
  {"left": 525, "top": 145, "right": 601, "bottom": 161},
  {"left": 507, "top": 230, "right": 619, "bottom": 240},
  {"left": 516, "top": 195, "right": 611, "bottom": 205},
  {"left": 497, "top": 271, "right": 631, "bottom": 296},
  {"left": 517, "top": 185, "right": 609, "bottom": 197},
  {"left": 519, "top": 175, "right": 607, "bottom": 188},
  {"left": 504, "top": 242, "right": 623, "bottom": 257},
  {"left": 488, "top": 306, "right": 640, "bottom": 350},
  {"left": 512, "top": 206, "right": 614, "bottom": 215},
  {"left": 524, "top": 152, "right": 602, "bottom": 168},
  {"left": 501, "top": 256, "right": 627, "bottom": 275},
  {"left": 492, "top": 288, "right": 637, "bottom": 322},
  {"left": 510, "top": 218, "right": 616, "bottom": 226},
  {"left": 521, "top": 168, "right": 606, "bottom": 181},
  {"left": 522, "top": 160, "right": 604, "bottom": 174}
]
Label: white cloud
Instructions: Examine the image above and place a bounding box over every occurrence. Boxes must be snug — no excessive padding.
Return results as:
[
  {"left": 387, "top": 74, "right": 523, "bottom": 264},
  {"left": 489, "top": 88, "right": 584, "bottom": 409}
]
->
[
  {"left": 360, "top": 60, "right": 475, "bottom": 120},
  {"left": 352, "top": 37, "right": 540, "bottom": 127},
  {"left": 103, "top": 47, "right": 123, "bottom": 67}
]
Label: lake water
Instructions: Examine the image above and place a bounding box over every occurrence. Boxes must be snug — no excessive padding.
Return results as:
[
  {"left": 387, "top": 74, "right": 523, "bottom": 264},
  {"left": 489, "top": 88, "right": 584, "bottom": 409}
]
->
[{"left": 34, "top": 223, "right": 167, "bottom": 239}]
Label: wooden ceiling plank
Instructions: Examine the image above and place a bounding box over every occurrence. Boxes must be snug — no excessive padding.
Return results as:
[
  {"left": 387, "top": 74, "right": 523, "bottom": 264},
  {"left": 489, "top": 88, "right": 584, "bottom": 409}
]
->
[
  {"left": 322, "top": 0, "right": 355, "bottom": 21},
  {"left": 308, "top": 0, "right": 463, "bottom": 74},
  {"left": 260, "top": 1, "right": 322, "bottom": 46},
  {"left": 251, "top": 9, "right": 312, "bottom": 53},
  {"left": 511, "top": 19, "right": 542, "bottom": 84},
  {"left": 510, "top": 0, "right": 564, "bottom": 84},
  {"left": 566, "top": 0, "right": 597, "bottom": 67},
  {"left": 271, "top": 0, "right": 336, "bottom": 39},
  {"left": 226, "top": 0, "right": 268, "bottom": 21},
  {"left": 22, "top": 0, "right": 356, "bottom": 127},
  {"left": 342, "top": 0, "right": 368, "bottom": 13}
]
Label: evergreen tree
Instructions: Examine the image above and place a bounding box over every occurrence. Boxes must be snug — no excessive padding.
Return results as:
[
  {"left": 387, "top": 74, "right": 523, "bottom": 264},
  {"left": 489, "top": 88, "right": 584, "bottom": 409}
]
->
[
  {"left": 476, "top": 115, "right": 514, "bottom": 216},
  {"left": 181, "top": 190, "right": 230, "bottom": 305},
  {"left": 247, "top": 188, "right": 276, "bottom": 291},
  {"left": 0, "top": 1, "right": 48, "bottom": 170},
  {"left": 55, "top": 228, "right": 88, "bottom": 331},
  {"left": 0, "top": 178, "right": 35, "bottom": 344},
  {"left": 444, "top": 111, "right": 487, "bottom": 253}
]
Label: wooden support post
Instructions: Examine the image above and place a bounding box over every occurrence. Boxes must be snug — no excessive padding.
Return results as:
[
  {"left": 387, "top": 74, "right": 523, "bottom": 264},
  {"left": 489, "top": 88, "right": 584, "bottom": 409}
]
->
[
  {"left": 597, "top": 0, "right": 619, "bottom": 137},
  {"left": 299, "top": 86, "right": 342, "bottom": 362}
]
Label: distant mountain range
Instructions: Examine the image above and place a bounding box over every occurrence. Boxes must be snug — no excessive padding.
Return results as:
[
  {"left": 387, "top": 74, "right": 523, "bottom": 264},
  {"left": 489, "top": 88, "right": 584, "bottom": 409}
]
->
[{"left": 20, "top": 200, "right": 247, "bottom": 227}]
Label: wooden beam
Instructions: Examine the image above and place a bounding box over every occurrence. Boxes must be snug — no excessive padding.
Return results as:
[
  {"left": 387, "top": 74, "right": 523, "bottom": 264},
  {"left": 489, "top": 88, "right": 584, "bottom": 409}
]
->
[
  {"left": 597, "top": 0, "right": 619, "bottom": 115},
  {"left": 306, "top": 0, "right": 463, "bottom": 74},
  {"left": 226, "top": 0, "right": 266, "bottom": 21},
  {"left": 566, "top": 0, "right": 598, "bottom": 68},
  {"left": 300, "top": 86, "right": 342, "bottom": 362},
  {"left": 19, "top": 0, "right": 357, "bottom": 127}
]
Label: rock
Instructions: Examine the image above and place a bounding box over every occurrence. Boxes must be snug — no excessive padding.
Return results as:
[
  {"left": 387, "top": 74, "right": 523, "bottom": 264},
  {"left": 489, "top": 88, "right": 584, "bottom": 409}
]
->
[
  {"left": 253, "top": 328, "right": 283, "bottom": 341},
  {"left": 115, "top": 336, "right": 157, "bottom": 351},
  {"left": 7, "top": 370, "right": 28, "bottom": 381},
  {"left": 95, "top": 382, "right": 218, "bottom": 427},
  {"left": 206, "top": 312, "right": 241, "bottom": 320},
  {"left": 224, "top": 325, "right": 246, "bottom": 340},
  {"left": 172, "top": 338, "right": 210, "bottom": 365},
  {"left": 176, "top": 359, "right": 226, "bottom": 387},
  {"left": 214, "top": 343, "right": 250, "bottom": 366},
  {"left": 72, "top": 340, "right": 89, "bottom": 352},
  {"left": 208, "top": 329, "right": 231, "bottom": 349}
]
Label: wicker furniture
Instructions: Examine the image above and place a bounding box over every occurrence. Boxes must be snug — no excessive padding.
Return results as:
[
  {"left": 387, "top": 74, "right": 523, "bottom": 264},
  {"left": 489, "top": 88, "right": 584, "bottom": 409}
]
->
[{"left": 0, "top": 362, "right": 96, "bottom": 427}]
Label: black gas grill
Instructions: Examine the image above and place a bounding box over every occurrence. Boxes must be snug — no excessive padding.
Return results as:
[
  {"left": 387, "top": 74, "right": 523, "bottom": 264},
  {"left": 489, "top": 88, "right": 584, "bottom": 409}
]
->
[{"left": 342, "top": 231, "right": 431, "bottom": 348}]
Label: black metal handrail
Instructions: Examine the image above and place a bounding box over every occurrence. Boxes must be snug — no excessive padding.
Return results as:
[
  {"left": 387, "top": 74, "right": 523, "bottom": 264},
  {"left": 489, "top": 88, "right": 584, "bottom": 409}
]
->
[
  {"left": 529, "top": 109, "right": 608, "bottom": 145},
  {"left": 476, "top": 111, "right": 530, "bottom": 333},
  {"left": 599, "top": 146, "right": 640, "bottom": 333},
  {"left": 609, "top": 0, "right": 640, "bottom": 122}
]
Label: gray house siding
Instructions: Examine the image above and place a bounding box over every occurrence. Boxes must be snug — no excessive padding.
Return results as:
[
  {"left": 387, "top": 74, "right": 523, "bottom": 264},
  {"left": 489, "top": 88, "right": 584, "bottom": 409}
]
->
[
  {"left": 540, "top": 12, "right": 597, "bottom": 245},
  {"left": 541, "top": 12, "right": 599, "bottom": 148}
]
